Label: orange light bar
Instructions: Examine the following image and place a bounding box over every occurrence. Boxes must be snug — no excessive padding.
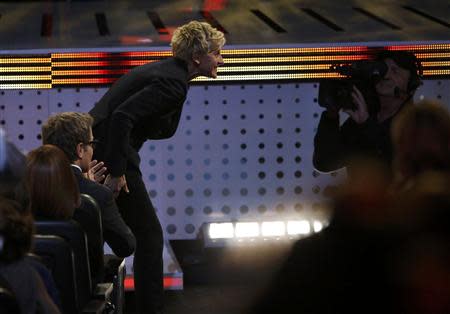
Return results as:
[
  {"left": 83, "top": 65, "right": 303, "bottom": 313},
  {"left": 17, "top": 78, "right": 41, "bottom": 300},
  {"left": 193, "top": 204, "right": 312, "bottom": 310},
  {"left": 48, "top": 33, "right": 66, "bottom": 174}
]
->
[
  {"left": 0, "top": 58, "right": 50, "bottom": 64},
  {"left": 0, "top": 66, "right": 51, "bottom": 72},
  {"left": 0, "top": 44, "right": 449, "bottom": 89}
]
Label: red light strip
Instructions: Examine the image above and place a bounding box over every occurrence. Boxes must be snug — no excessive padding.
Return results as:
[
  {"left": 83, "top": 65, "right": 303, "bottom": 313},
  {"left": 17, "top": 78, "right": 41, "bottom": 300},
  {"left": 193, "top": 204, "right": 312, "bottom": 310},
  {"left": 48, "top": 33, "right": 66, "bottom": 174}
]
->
[{"left": 124, "top": 275, "right": 183, "bottom": 291}]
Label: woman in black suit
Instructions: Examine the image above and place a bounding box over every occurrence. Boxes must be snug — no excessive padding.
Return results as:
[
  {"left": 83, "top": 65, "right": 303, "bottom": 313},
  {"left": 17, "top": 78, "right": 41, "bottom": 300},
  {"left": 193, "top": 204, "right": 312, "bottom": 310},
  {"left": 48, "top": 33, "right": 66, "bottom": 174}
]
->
[{"left": 89, "top": 20, "right": 225, "bottom": 314}]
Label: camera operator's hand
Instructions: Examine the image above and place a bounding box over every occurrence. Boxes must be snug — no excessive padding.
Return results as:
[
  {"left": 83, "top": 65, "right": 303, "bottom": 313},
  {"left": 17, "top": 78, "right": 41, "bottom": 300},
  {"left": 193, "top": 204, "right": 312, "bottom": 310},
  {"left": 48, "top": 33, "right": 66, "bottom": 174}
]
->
[{"left": 344, "top": 85, "right": 369, "bottom": 124}]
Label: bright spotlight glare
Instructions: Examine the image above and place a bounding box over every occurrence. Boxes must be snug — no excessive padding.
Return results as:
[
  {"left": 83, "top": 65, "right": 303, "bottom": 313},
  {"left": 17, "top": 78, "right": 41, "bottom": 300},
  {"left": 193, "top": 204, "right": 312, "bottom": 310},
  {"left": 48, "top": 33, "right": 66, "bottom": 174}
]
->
[
  {"left": 235, "top": 222, "right": 260, "bottom": 238},
  {"left": 313, "top": 220, "right": 323, "bottom": 232},
  {"left": 287, "top": 220, "right": 311, "bottom": 235},
  {"left": 209, "top": 223, "right": 234, "bottom": 239},
  {"left": 261, "top": 221, "right": 285, "bottom": 237}
]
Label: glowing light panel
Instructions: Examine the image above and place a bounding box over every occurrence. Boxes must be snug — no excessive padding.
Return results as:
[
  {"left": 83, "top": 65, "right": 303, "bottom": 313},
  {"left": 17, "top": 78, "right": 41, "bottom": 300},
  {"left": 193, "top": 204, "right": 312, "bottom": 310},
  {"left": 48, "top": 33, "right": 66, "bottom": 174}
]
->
[
  {"left": 209, "top": 223, "right": 234, "bottom": 239},
  {"left": 0, "top": 43, "right": 449, "bottom": 89}
]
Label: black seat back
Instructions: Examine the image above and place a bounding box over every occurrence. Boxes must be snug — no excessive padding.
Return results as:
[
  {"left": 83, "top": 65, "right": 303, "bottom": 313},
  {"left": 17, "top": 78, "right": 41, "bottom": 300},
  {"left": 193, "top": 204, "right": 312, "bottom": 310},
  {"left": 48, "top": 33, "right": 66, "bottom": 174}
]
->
[
  {"left": 73, "top": 194, "right": 104, "bottom": 287},
  {"left": 34, "top": 220, "right": 92, "bottom": 313},
  {"left": 33, "top": 234, "right": 78, "bottom": 314}
]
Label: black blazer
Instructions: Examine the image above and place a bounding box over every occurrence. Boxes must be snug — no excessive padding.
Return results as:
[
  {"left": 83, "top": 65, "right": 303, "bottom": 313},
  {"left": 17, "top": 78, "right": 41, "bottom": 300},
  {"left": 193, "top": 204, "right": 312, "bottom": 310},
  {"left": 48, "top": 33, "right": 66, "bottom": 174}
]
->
[
  {"left": 72, "top": 166, "right": 136, "bottom": 257},
  {"left": 89, "top": 57, "right": 189, "bottom": 176}
]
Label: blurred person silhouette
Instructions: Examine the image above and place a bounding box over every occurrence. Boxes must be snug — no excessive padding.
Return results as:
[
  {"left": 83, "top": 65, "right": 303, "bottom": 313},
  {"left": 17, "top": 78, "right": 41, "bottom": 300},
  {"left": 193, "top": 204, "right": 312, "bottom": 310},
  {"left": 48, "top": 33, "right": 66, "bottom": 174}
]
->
[
  {"left": 248, "top": 157, "right": 398, "bottom": 314},
  {"left": 25, "top": 144, "right": 105, "bottom": 285},
  {"left": 314, "top": 50, "right": 421, "bottom": 175},
  {"left": 89, "top": 20, "right": 225, "bottom": 314},
  {"left": 0, "top": 128, "right": 28, "bottom": 209},
  {"left": 0, "top": 198, "right": 60, "bottom": 314},
  {"left": 41, "top": 112, "right": 135, "bottom": 259},
  {"left": 389, "top": 99, "right": 450, "bottom": 314}
]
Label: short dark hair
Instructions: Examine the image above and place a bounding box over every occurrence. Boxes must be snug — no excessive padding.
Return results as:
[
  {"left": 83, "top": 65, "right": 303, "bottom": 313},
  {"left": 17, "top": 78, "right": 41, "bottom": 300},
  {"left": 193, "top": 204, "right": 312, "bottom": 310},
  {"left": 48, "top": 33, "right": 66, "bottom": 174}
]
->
[
  {"left": 42, "top": 112, "right": 93, "bottom": 162},
  {"left": 0, "top": 198, "right": 34, "bottom": 263}
]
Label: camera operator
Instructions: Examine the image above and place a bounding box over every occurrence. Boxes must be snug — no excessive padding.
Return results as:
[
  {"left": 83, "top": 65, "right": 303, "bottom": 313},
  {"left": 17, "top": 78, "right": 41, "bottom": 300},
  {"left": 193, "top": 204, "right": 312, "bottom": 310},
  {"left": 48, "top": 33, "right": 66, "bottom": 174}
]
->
[{"left": 313, "top": 50, "right": 421, "bottom": 174}]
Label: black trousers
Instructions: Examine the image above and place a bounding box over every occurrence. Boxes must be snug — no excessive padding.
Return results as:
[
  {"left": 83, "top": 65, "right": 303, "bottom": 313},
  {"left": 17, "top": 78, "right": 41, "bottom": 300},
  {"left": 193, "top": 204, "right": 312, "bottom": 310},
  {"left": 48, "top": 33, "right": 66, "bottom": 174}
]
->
[{"left": 116, "top": 170, "right": 164, "bottom": 314}]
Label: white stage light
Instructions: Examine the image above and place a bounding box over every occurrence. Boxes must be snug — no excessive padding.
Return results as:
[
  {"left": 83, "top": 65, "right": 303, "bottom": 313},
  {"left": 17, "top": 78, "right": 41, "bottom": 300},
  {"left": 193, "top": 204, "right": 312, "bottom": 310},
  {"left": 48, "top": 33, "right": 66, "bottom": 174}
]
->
[
  {"left": 261, "top": 221, "right": 285, "bottom": 237},
  {"left": 209, "top": 223, "right": 234, "bottom": 239},
  {"left": 287, "top": 220, "right": 311, "bottom": 235},
  {"left": 313, "top": 220, "right": 323, "bottom": 233},
  {"left": 235, "top": 222, "right": 260, "bottom": 238}
]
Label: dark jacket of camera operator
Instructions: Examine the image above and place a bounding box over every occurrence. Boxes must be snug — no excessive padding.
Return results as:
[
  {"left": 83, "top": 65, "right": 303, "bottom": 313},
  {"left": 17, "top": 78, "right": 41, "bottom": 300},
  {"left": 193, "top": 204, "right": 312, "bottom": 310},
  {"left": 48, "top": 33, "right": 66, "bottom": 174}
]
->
[{"left": 313, "top": 51, "right": 420, "bottom": 174}]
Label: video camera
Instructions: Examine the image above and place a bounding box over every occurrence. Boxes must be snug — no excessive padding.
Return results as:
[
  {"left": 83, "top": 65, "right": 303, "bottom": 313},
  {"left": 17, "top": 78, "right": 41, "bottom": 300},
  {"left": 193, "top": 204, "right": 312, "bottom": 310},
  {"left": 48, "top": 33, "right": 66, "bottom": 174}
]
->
[{"left": 318, "top": 60, "right": 388, "bottom": 113}]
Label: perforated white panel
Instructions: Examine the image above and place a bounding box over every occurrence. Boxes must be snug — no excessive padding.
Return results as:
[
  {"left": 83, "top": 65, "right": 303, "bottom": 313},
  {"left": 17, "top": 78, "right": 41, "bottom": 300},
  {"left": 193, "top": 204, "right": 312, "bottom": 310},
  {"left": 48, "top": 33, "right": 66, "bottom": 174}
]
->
[{"left": 0, "top": 80, "right": 449, "bottom": 240}]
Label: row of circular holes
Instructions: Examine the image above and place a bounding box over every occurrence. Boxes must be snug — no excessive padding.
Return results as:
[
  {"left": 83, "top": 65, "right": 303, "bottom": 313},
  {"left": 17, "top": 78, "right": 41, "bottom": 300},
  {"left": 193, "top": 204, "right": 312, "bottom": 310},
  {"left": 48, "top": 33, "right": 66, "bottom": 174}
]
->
[
  {"left": 192, "top": 98, "right": 302, "bottom": 105},
  {"left": 0, "top": 84, "right": 307, "bottom": 96},
  {"left": 163, "top": 201, "right": 326, "bottom": 217},
  {"left": 148, "top": 170, "right": 304, "bottom": 182},
  {"left": 150, "top": 155, "right": 303, "bottom": 166},
  {"left": 147, "top": 184, "right": 328, "bottom": 199}
]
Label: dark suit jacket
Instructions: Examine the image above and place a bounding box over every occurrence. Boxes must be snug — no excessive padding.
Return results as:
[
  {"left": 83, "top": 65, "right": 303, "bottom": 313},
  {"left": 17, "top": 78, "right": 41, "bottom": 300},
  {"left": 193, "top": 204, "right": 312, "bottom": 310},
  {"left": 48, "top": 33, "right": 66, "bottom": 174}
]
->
[
  {"left": 89, "top": 57, "right": 189, "bottom": 176},
  {"left": 72, "top": 166, "right": 136, "bottom": 257}
]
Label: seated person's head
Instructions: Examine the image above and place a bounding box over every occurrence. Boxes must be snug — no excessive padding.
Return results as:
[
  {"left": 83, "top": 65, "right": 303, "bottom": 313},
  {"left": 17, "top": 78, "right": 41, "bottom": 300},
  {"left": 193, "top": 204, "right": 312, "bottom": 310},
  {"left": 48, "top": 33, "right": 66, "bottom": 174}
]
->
[
  {"left": 42, "top": 112, "right": 94, "bottom": 172},
  {"left": 25, "top": 145, "right": 80, "bottom": 220},
  {"left": 0, "top": 198, "right": 33, "bottom": 264},
  {"left": 0, "top": 129, "right": 28, "bottom": 209},
  {"left": 171, "top": 20, "right": 226, "bottom": 78},
  {"left": 392, "top": 99, "right": 450, "bottom": 182},
  {"left": 374, "top": 50, "right": 421, "bottom": 99}
]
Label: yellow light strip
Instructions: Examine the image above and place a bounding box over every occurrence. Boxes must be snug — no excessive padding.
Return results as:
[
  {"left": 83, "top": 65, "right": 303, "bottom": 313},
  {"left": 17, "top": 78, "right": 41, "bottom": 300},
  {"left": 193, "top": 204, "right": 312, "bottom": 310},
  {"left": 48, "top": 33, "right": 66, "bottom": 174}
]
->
[
  {"left": 414, "top": 53, "right": 450, "bottom": 58},
  {"left": 0, "top": 75, "right": 51, "bottom": 81},
  {"left": 422, "top": 69, "right": 450, "bottom": 75},
  {"left": 0, "top": 83, "right": 52, "bottom": 89},
  {"left": 0, "top": 58, "right": 50, "bottom": 64},
  {"left": 0, "top": 66, "right": 51, "bottom": 72},
  {"left": 420, "top": 61, "right": 450, "bottom": 67}
]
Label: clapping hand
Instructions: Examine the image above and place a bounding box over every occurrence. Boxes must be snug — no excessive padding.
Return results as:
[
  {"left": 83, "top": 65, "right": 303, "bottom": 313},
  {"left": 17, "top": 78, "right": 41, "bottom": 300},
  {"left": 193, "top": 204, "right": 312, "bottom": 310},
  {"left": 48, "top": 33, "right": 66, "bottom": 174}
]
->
[{"left": 86, "top": 160, "right": 107, "bottom": 183}]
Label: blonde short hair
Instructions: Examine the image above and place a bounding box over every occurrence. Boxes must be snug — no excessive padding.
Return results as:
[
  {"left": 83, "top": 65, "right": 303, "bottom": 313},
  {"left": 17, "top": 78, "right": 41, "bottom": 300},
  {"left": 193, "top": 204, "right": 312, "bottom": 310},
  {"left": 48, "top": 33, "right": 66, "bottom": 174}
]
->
[{"left": 171, "top": 21, "right": 225, "bottom": 62}]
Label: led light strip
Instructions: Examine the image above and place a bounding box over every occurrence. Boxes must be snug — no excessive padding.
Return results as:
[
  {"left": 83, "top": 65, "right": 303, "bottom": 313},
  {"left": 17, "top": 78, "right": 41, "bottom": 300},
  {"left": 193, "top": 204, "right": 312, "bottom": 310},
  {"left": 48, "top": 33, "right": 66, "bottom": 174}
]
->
[
  {"left": 207, "top": 220, "right": 325, "bottom": 240},
  {"left": 0, "top": 44, "right": 448, "bottom": 89}
]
